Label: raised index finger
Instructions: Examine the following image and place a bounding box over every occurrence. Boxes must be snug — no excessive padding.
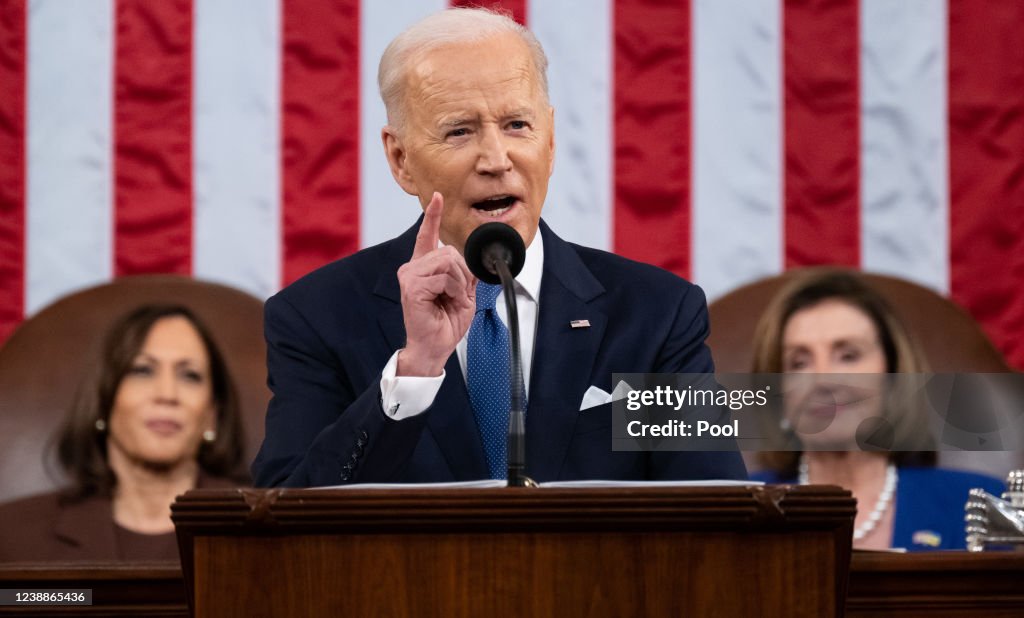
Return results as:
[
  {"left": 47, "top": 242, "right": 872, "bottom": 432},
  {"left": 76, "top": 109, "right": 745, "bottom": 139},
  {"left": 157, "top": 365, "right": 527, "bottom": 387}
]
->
[{"left": 412, "top": 192, "right": 444, "bottom": 259}]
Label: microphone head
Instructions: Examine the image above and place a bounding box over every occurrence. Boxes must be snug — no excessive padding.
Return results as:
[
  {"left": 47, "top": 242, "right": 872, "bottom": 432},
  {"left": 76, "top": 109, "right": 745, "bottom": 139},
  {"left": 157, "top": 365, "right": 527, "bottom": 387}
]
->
[{"left": 464, "top": 222, "right": 527, "bottom": 284}]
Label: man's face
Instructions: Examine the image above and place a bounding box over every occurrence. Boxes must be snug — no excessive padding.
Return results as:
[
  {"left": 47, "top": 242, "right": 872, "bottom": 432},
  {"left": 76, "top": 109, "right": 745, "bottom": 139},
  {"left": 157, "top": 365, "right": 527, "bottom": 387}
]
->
[{"left": 383, "top": 32, "right": 555, "bottom": 252}]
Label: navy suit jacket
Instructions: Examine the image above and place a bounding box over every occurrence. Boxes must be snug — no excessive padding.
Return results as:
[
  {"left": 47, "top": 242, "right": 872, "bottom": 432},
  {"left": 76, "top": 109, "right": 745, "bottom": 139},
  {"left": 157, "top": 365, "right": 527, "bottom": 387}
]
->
[{"left": 252, "top": 219, "right": 747, "bottom": 487}]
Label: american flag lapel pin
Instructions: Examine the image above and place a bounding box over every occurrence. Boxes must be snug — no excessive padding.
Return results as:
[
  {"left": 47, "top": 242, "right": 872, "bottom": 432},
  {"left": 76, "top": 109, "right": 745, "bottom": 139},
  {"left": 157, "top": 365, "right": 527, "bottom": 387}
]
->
[{"left": 570, "top": 319, "right": 591, "bottom": 329}]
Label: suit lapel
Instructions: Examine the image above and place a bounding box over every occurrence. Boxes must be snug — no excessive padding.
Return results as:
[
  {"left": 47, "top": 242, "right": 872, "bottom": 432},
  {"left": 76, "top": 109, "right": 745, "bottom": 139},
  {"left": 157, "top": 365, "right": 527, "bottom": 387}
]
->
[
  {"left": 373, "top": 222, "right": 416, "bottom": 351},
  {"left": 526, "top": 222, "right": 607, "bottom": 481},
  {"left": 372, "top": 220, "right": 489, "bottom": 480},
  {"left": 54, "top": 495, "right": 119, "bottom": 559}
]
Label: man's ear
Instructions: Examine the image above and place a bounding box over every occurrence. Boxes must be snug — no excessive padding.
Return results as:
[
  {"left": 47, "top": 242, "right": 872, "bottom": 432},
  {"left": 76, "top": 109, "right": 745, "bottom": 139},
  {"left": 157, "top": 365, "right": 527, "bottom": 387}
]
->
[
  {"left": 547, "top": 106, "right": 556, "bottom": 177},
  {"left": 382, "top": 127, "right": 418, "bottom": 196}
]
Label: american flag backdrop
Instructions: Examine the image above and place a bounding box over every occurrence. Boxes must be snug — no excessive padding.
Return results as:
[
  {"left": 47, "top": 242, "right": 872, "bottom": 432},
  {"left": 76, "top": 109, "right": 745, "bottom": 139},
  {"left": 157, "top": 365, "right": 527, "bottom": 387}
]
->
[{"left": 0, "top": 0, "right": 1022, "bottom": 367}]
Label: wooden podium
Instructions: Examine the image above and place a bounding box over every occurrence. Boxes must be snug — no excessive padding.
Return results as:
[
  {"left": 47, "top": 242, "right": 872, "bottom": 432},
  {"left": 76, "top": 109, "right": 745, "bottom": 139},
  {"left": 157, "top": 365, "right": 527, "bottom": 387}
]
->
[{"left": 172, "top": 485, "right": 855, "bottom": 617}]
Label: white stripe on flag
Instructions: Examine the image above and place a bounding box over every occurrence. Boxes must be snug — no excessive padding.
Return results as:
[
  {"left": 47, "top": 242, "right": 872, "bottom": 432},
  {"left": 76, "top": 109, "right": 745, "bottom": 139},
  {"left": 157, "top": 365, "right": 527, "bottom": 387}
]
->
[
  {"left": 25, "top": 0, "right": 114, "bottom": 314},
  {"left": 860, "top": 0, "right": 949, "bottom": 294},
  {"left": 360, "top": 0, "right": 448, "bottom": 248},
  {"left": 193, "top": 0, "right": 281, "bottom": 300},
  {"left": 692, "top": 0, "right": 783, "bottom": 300},
  {"left": 530, "top": 0, "right": 613, "bottom": 251}
]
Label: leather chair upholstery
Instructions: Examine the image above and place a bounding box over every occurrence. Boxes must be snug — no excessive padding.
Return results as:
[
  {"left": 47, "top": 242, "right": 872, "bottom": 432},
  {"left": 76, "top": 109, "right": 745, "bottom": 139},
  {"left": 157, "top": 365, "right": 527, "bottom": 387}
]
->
[{"left": 707, "top": 270, "right": 1011, "bottom": 374}]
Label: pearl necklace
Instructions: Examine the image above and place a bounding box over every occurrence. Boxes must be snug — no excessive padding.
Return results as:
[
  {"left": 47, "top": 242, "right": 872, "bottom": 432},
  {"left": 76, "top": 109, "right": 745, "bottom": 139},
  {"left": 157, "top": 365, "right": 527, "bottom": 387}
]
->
[{"left": 798, "top": 456, "right": 898, "bottom": 541}]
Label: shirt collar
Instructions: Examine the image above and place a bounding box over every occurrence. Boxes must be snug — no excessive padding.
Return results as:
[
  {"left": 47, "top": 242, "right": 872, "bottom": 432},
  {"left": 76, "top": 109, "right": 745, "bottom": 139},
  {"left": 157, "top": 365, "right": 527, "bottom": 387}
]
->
[{"left": 514, "top": 229, "right": 543, "bottom": 303}]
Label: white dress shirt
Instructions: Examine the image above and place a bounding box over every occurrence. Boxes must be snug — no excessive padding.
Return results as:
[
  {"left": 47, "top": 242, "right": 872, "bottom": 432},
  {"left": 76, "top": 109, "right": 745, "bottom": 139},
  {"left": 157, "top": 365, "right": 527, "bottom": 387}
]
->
[{"left": 379, "top": 236, "right": 544, "bottom": 420}]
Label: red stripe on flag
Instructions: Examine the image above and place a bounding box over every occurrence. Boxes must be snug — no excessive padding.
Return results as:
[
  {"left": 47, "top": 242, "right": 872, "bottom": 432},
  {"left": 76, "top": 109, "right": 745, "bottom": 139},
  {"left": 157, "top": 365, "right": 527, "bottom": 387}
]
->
[
  {"left": 114, "top": 0, "right": 193, "bottom": 277},
  {"left": 449, "top": 1, "right": 527, "bottom": 25},
  {"left": 0, "top": 0, "right": 25, "bottom": 344},
  {"left": 281, "top": 0, "right": 360, "bottom": 286},
  {"left": 948, "top": 0, "right": 1024, "bottom": 370},
  {"left": 783, "top": 0, "right": 859, "bottom": 268},
  {"left": 613, "top": 0, "right": 692, "bottom": 279}
]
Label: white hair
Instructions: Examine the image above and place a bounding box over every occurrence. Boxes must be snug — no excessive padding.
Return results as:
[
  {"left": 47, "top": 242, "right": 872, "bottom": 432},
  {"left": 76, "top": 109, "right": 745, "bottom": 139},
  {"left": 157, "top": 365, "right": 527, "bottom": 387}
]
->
[{"left": 378, "top": 7, "right": 550, "bottom": 132}]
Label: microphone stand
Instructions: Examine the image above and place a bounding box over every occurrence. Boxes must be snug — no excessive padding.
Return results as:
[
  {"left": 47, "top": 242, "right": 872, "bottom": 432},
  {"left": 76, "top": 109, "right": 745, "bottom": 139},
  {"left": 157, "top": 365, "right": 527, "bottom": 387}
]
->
[{"left": 492, "top": 258, "right": 535, "bottom": 488}]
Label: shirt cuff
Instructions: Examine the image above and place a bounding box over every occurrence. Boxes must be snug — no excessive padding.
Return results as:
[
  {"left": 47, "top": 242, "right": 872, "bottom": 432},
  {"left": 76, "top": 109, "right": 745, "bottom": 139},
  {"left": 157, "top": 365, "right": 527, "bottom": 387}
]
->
[{"left": 379, "top": 349, "right": 445, "bottom": 420}]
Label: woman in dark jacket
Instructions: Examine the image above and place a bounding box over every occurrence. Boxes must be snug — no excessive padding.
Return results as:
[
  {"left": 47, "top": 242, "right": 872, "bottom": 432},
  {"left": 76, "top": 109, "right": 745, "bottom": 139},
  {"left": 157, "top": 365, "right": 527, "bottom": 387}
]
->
[{"left": 0, "top": 304, "right": 245, "bottom": 562}]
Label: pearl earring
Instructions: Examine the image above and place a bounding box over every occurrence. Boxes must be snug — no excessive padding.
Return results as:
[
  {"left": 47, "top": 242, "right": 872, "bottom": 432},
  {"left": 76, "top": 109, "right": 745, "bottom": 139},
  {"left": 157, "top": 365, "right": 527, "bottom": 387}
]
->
[
  {"left": 94, "top": 419, "right": 107, "bottom": 432},
  {"left": 202, "top": 429, "right": 216, "bottom": 443}
]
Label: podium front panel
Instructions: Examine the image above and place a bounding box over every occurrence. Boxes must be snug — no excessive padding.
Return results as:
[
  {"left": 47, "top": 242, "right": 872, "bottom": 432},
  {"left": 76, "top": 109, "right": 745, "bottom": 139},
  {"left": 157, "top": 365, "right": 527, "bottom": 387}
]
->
[{"left": 174, "top": 485, "right": 855, "bottom": 617}]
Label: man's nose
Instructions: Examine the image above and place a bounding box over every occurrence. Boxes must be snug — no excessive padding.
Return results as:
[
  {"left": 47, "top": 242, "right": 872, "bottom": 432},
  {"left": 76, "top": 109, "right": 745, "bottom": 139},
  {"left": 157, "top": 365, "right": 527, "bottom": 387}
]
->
[{"left": 475, "top": 126, "right": 512, "bottom": 175}]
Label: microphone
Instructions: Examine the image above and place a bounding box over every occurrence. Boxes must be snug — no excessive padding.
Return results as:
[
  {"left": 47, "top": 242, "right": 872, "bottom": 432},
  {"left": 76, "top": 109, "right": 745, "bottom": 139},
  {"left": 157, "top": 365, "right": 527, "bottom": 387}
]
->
[
  {"left": 464, "top": 223, "right": 534, "bottom": 488},
  {"left": 464, "top": 222, "right": 526, "bottom": 283}
]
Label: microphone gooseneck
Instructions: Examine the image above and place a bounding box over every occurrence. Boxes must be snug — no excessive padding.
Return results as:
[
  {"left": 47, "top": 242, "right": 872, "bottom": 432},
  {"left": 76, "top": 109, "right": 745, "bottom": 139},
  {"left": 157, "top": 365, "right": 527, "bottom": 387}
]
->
[{"left": 464, "top": 223, "right": 534, "bottom": 488}]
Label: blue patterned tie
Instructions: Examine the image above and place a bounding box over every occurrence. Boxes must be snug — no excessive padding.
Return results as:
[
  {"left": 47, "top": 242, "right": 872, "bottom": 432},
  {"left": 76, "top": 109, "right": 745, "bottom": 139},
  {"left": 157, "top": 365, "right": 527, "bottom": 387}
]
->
[{"left": 467, "top": 282, "right": 510, "bottom": 480}]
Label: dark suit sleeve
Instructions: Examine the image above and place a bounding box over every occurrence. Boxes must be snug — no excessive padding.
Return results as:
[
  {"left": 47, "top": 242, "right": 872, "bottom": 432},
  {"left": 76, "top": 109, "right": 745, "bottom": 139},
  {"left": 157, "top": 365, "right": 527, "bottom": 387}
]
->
[
  {"left": 251, "top": 294, "right": 427, "bottom": 487},
  {"left": 646, "top": 283, "right": 748, "bottom": 481}
]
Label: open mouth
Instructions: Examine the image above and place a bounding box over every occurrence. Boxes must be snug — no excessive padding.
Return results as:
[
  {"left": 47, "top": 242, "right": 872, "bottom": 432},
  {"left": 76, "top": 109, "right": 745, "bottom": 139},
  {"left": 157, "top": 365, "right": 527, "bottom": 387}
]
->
[{"left": 471, "top": 195, "right": 518, "bottom": 217}]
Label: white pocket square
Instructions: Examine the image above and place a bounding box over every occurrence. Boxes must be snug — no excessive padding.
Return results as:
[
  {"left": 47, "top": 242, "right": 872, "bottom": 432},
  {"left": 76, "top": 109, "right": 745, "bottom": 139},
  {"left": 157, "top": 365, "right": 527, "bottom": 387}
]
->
[{"left": 579, "top": 380, "right": 634, "bottom": 411}]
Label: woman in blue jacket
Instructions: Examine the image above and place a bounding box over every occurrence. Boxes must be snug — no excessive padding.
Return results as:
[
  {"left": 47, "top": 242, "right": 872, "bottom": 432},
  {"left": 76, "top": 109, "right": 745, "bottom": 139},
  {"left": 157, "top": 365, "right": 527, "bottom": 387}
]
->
[{"left": 750, "top": 269, "right": 1004, "bottom": 551}]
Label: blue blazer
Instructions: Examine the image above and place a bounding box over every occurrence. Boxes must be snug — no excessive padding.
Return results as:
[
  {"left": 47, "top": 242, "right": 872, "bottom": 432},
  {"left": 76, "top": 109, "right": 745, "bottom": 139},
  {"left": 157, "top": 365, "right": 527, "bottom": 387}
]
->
[
  {"left": 753, "top": 467, "right": 1005, "bottom": 551},
  {"left": 252, "top": 219, "right": 747, "bottom": 487}
]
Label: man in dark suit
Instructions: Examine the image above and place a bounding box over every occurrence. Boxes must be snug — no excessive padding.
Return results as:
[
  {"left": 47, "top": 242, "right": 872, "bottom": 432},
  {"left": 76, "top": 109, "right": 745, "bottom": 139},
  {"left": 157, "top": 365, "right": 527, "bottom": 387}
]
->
[{"left": 251, "top": 8, "right": 746, "bottom": 487}]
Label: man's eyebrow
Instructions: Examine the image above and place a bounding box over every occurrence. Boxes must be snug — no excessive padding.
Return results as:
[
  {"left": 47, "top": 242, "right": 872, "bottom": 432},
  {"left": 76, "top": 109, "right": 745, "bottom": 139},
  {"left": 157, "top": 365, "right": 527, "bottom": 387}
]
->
[
  {"left": 436, "top": 108, "right": 536, "bottom": 129},
  {"left": 438, "top": 116, "right": 474, "bottom": 128},
  {"left": 503, "top": 107, "right": 535, "bottom": 119}
]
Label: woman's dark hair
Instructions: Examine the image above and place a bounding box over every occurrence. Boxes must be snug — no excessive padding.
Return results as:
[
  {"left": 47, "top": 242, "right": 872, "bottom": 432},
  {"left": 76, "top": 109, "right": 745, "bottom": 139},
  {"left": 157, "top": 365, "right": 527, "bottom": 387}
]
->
[
  {"left": 751, "top": 268, "right": 937, "bottom": 477},
  {"left": 55, "top": 304, "right": 245, "bottom": 498}
]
